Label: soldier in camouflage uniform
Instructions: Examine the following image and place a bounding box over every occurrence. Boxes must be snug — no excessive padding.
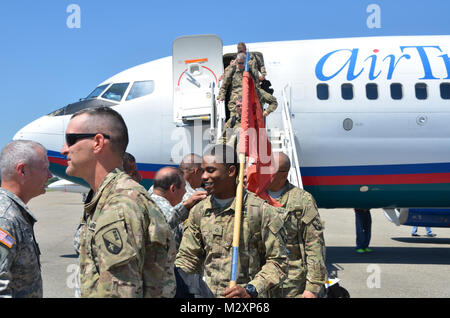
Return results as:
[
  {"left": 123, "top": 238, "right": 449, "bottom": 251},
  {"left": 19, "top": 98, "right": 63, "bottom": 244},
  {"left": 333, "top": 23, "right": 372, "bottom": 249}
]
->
[
  {"left": 237, "top": 42, "right": 267, "bottom": 84},
  {"left": 267, "top": 152, "right": 327, "bottom": 298},
  {"left": 217, "top": 52, "right": 259, "bottom": 117},
  {"left": 150, "top": 166, "right": 206, "bottom": 250},
  {"left": 218, "top": 53, "right": 276, "bottom": 119},
  {"left": 123, "top": 152, "right": 142, "bottom": 183},
  {"left": 74, "top": 151, "right": 143, "bottom": 255},
  {"left": 219, "top": 89, "right": 277, "bottom": 147},
  {"left": 0, "top": 140, "right": 52, "bottom": 297},
  {"left": 219, "top": 96, "right": 242, "bottom": 147},
  {"left": 72, "top": 151, "right": 145, "bottom": 297},
  {"left": 61, "top": 106, "right": 176, "bottom": 298},
  {"left": 220, "top": 43, "right": 266, "bottom": 84},
  {"left": 175, "top": 144, "right": 288, "bottom": 298},
  {"left": 259, "top": 87, "right": 278, "bottom": 117}
]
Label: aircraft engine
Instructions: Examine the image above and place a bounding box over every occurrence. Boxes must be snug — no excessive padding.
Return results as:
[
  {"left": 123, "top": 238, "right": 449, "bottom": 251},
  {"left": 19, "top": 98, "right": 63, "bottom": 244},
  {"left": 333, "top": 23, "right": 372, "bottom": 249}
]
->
[{"left": 384, "top": 208, "right": 450, "bottom": 227}]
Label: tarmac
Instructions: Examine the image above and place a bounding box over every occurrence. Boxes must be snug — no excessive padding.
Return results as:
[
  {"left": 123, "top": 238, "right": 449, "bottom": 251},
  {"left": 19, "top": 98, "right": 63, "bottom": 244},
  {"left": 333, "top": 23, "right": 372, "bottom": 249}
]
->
[{"left": 28, "top": 191, "right": 450, "bottom": 298}]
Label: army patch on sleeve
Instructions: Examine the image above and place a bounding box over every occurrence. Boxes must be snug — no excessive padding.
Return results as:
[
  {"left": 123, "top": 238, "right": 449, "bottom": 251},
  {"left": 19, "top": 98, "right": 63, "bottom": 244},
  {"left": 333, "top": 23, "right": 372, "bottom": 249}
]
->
[
  {"left": 0, "top": 228, "right": 15, "bottom": 248},
  {"left": 102, "top": 228, "right": 123, "bottom": 255},
  {"left": 312, "top": 217, "right": 323, "bottom": 231}
]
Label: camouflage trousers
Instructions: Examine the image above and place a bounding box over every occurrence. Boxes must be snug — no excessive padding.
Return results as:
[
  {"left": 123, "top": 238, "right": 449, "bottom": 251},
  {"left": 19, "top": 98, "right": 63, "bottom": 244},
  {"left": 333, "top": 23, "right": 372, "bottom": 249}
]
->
[{"left": 227, "top": 101, "right": 238, "bottom": 119}]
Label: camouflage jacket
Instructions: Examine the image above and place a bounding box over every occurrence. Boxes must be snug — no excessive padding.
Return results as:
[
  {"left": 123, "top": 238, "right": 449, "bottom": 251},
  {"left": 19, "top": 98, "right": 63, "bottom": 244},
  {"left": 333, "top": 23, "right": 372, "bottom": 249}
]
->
[
  {"left": 223, "top": 52, "right": 266, "bottom": 82},
  {"left": 218, "top": 65, "right": 258, "bottom": 104},
  {"left": 269, "top": 183, "right": 327, "bottom": 296},
  {"left": 258, "top": 87, "right": 278, "bottom": 115},
  {"left": 248, "top": 52, "right": 267, "bottom": 80},
  {"left": 79, "top": 168, "right": 176, "bottom": 298},
  {"left": 175, "top": 190, "right": 288, "bottom": 298},
  {"left": 0, "top": 188, "right": 42, "bottom": 298}
]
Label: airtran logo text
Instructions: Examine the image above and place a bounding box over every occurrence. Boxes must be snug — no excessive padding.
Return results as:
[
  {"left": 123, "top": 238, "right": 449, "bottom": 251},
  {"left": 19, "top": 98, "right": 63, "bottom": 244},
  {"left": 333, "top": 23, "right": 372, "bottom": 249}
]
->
[{"left": 315, "top": 45, "right": 450, "bottom": 81}]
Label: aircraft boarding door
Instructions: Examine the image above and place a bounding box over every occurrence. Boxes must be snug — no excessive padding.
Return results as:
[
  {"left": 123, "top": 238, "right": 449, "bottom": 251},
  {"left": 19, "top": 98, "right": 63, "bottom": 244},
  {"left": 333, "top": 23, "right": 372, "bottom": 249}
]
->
[{"left": 172, "top": 34, "right": 224, "bottom": 123}]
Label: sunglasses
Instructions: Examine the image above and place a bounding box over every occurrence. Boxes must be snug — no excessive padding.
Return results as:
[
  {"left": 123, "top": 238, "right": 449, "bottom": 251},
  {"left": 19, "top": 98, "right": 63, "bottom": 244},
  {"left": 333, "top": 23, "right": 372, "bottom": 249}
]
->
[{"left": 65, "top": 133, "right": 111, "bottom": 147}]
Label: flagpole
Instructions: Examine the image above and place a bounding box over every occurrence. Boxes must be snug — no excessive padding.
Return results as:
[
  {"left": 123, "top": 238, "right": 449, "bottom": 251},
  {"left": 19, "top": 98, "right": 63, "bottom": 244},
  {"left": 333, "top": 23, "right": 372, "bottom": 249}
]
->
[
  {"left": 229, "top": 51, "right": 251, "bottom": 289},
  {"left": 229, "top": 151, "right": 246, "bottom": 288}
]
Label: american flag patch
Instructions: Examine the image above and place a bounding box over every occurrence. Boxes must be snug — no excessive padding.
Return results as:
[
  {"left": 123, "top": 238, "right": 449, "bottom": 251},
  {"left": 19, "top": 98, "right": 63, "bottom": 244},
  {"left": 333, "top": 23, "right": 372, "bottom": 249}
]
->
[{"left": 0, "top": 228, "right": 15, "bottom": 248}]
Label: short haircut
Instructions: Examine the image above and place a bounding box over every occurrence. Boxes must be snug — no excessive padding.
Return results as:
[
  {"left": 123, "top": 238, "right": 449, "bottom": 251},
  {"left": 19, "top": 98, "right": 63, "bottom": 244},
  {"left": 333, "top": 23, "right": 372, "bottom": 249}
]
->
[
  {"left": 276, "top": 152, "right": 291, "bottom": 171},
  {"left": 71, "top": 106, "right": 129, "bottom": 157},
  {"left": 237, "top": 42, "right": 246, "bottom": 52},
  {"left": 122, "top": 152, "right": 136, "bottom": 173},
  {"left": 203, "top": 144, "right": 239, "bottom": 171},
  {"left": 123, "top": 152, "right": 136, "bottom": 165},
  {"left": 236, "top": 52, "right": 246, "bottom": 62},
  {"left": 0, "top": 140, "right": 47, "bottom": 180},
  {"left": 153, "top": 167, "right": 184, "bottom": 191},
  {"left": 180, "top": 153, "right": 202, "bottom": 171}
]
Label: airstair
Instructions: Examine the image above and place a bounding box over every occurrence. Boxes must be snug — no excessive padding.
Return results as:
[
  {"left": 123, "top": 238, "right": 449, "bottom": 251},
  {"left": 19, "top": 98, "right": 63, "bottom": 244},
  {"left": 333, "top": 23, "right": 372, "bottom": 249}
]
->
[{"left": 267, "top": 84, "right": 303, "bottom": 189}]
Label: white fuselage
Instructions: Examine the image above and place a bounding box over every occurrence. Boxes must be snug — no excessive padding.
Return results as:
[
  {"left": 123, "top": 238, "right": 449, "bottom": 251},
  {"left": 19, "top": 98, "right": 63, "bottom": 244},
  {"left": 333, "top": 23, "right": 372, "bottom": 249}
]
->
[{"left": 14, "top": 35, "right": 450, "bottom": 209}]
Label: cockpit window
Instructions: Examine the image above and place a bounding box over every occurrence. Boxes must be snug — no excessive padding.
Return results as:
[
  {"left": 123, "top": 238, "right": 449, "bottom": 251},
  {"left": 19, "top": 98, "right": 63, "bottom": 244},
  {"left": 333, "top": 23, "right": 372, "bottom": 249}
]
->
[
  {"left": 101, "top": 83, "right": 129, "bottom": 102},
  {"left": 86, "top": 84, "right": 110, "bottom": 99},
  {"left": 126, "top": 80, "right": 155, "bottom": 101}
]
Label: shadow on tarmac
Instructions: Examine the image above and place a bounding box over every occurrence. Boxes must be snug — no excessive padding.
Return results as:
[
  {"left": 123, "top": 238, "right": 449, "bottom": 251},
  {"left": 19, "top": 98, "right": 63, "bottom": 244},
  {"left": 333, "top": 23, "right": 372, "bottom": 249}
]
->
[
  {"left": 325, "top": 245, "right": 450, "bottom": 266},
  {"left": 391, "top": 237, "right": 450, "bottom": 245},
  {"left": 60, "top": 254, "right": 79, "bottom": 259}
]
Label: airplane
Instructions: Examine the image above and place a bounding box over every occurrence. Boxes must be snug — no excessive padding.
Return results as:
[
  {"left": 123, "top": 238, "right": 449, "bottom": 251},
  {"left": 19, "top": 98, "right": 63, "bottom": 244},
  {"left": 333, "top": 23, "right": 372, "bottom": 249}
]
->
[
  {"left": 13, "top": 34, "right": 450, "bottom": 228},
  {"left": 47, "top": 178, "right": 89, "bottom": 194}
]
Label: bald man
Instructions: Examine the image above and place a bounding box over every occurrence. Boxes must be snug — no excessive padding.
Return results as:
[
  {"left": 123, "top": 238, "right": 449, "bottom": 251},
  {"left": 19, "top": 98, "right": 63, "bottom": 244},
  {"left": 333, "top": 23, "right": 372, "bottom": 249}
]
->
[
  {"left": 179, "top": 153, "right": 203, "bottom": 191},
  {"left": 267, "top": 152, "right": 327, "bottom": 298},
  {"left": 151, "top": 166, "right": 206, "bottom": 249}
]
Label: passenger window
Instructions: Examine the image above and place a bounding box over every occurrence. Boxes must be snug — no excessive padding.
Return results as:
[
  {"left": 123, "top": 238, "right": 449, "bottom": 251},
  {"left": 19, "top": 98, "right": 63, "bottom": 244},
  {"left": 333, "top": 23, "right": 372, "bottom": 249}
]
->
[
  {"left": 415, "top": 83, "right": 428, "bottom": 100},
  {"left": 440, "top": 83, "right": 450, "bottom": 100},
  {"left": 366, "top": 83, "right": 378, "bottom": 100},
  {"left": 341, "top": 83, "right": 353, "bottom": 100},
  {"left": 316, "top": 83, "right": 329, "bottom": 100},
  {"left": 126, "top": 80, "right": 155, "bottom": 101},
  {"left": 101, "top": 83, "right": 129, "bottom": 102},
  {"left": 390, "top": 83, "right": 403, "bottom": 100}
]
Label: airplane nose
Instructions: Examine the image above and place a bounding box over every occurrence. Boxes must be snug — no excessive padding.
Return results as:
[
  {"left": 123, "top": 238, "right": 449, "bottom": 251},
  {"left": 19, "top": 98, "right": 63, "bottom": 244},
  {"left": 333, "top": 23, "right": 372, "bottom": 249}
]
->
[{"left": 13, "top": 115, "right": 67, "bottom": 154}]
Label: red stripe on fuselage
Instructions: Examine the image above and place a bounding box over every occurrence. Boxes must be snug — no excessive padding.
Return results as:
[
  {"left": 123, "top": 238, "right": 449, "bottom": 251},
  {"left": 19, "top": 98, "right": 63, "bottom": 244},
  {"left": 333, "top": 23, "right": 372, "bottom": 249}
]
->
[
  {"left": 139, "top": 171, "right": 155, "bottom": 179},
  {"left": 302, "top": 172, "right": 450, "bottom": 186},
  {"left": 49, "top": 156, "right": 68, "bottom": 167},
  {"left": 49, "top": 156, "right": 155, "bottom": 179}
]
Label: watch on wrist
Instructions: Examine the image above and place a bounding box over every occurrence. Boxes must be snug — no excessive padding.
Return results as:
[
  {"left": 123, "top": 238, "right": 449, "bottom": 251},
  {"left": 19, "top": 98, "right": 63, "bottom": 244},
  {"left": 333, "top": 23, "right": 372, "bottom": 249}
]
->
[{"left": 244, "top": 284, "right": 258, "bottom": 298}]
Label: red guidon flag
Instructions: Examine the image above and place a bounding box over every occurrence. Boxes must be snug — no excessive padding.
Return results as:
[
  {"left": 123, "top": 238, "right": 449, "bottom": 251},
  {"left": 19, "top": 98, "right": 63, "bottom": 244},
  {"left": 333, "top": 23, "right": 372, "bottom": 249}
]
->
[{"left": 239, "top": 70, "right": 281, "bottom": 207}]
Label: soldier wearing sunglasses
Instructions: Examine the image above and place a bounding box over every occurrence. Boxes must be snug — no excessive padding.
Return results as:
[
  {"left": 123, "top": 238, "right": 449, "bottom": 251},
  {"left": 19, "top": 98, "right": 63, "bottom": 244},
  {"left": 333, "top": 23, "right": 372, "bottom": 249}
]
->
[{"left": 61, "top": 107, "right": 176, "bottom": 298}]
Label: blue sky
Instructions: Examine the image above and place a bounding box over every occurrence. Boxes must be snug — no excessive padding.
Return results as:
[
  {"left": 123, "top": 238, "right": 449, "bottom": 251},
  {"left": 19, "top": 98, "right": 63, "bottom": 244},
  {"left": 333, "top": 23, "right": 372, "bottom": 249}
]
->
[{"left": 0, "top": 0, "right": 448, "bottom": 149}]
